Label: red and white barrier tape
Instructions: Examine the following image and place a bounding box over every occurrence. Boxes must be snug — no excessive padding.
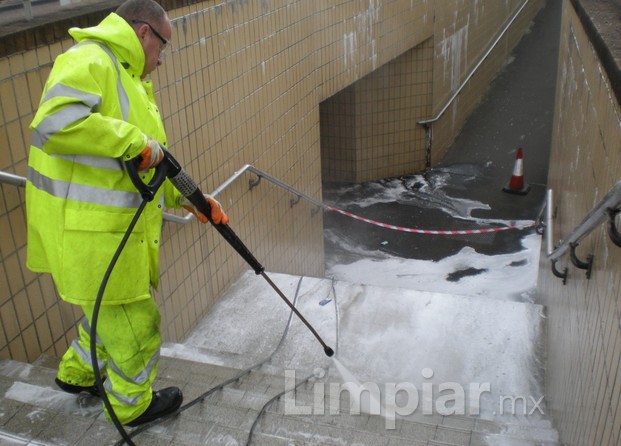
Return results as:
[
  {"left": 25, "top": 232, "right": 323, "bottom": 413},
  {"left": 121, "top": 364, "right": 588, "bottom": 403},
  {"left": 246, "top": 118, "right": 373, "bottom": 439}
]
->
[{"left": 324, "top": 205, "right": 536, "bottom": 235}]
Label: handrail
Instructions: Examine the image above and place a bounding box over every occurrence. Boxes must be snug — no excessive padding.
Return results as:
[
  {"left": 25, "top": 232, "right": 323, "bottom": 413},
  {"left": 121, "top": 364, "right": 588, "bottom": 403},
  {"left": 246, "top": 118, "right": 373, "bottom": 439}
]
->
[
  {"left": 212, "top": 163, "right": 323, "bottom": 207},
  {"left": 0, "top": 164, "right": 322, "bottom": 225},
  {"left": 0, "top": 169, "right": 196, "bottom": 223},
  {"left": 546, "top": 181, "right": 621, "bottom": 262},
  {"left": 417, "top": 0, "right": 530, "bottom": 168},
  {"left": 418, "top": 0, "right": 530, "bottom": 127},
  {"left": 0, "top": 171, "right": 26, "bottom": 188}
]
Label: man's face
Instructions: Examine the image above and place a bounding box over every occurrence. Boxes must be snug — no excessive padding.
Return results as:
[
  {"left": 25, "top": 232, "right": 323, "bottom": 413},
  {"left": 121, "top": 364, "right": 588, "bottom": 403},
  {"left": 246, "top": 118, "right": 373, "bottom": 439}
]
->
[{"left": 134, "top": 17, "right": 172, "bottom": 78}]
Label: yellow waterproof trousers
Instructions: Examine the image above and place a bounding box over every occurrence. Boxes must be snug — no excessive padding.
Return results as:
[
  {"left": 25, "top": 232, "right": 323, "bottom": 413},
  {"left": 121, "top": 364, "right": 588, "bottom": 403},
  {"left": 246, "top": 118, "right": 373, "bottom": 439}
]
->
[{"left": 56, "top": 298, "right": 161, "bottom": 424}]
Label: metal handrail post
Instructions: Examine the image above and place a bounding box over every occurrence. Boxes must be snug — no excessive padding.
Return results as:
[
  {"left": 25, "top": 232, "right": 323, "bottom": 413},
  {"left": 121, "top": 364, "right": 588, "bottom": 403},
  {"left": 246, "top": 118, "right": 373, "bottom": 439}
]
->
[{"left": 546, "top": 189, "right": 554, "bottom": 256}]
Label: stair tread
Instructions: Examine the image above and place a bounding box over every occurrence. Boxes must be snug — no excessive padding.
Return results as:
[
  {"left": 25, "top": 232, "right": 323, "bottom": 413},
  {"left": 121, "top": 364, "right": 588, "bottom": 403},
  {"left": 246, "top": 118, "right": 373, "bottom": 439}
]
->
[
  {"left": 0, "top": 352, "right": 559, "bottom": 446},
  {"left": 1, "top": 356, "right": 559, "bottom": 445}
]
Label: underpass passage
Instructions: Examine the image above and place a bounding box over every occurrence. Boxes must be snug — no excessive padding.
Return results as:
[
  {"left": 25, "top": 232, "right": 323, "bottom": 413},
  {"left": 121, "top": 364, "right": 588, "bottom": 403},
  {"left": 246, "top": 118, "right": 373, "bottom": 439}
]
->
[
  {"left": 322, "top": 0, "right": 560, "bottom": 264},
  {"left": 323, "top": 163, "right": 545, "bottom": 263}
]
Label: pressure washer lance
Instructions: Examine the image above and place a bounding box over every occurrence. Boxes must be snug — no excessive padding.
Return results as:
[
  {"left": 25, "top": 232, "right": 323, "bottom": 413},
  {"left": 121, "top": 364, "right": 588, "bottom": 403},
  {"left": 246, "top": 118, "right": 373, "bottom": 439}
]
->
[{"left": 127, "top": 151, "right": 335, "bottom": 358}]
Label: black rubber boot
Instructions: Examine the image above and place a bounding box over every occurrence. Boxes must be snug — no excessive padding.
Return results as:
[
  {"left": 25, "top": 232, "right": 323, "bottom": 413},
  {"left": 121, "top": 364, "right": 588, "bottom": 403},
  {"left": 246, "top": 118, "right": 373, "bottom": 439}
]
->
[
  {"left": 125, "top": 387, "right": 183, "bottom": 427},
  {"left": 55, "top": 377, "right": 101, "bottom": 397}
]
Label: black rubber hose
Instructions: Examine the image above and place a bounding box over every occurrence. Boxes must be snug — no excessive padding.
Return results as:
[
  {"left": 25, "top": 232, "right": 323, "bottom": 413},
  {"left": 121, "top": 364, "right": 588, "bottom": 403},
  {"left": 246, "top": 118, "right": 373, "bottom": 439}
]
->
[{"left": 90, "top": 198, "right": 150, "bottom": 446}]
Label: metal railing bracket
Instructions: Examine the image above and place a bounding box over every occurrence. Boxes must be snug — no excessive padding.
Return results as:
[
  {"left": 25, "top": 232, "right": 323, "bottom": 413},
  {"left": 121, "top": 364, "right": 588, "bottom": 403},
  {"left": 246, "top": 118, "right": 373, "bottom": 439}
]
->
[
  {"left": 569, "top": 242, "right": 593, "bottom": 279},
  {"left": 607, "top": 208, "right": 621, "bottom": 248},
  {"left": 290, "top": 195, "right": 301, "bottom": 207},
  {"left": 551, "top": 259, "right": 568, "bottom": 285},
  {"left": 249, "top": 175, "right": 261, "bottom": 190}
]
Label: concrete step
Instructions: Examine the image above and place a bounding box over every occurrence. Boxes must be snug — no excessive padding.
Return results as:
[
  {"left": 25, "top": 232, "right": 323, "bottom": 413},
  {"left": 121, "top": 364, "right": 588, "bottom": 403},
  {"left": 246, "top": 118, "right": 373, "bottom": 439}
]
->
[
  {"left": 163, "top": 354, "right": 559, "bottom": 446},
  {"left": 0, "top": 392, "right": 118, "bottom": 445},
  {"left": 205, "top": 381, "right": 559, "bottom": 446},
  {"left": 161, "top": 355, "right": 559, "bottom": 446},
  {"left": 0, "top": 356, "right": 559, "bottom": 446},
  {"left": 160, "top": 352, "right": 559, "bottom": 446}
]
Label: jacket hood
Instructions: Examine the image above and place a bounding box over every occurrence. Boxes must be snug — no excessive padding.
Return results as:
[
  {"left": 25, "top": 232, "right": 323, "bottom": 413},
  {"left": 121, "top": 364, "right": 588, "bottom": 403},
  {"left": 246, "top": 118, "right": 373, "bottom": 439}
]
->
[{"left": 68, "top": 13, "right": 144, "bottom": 77}]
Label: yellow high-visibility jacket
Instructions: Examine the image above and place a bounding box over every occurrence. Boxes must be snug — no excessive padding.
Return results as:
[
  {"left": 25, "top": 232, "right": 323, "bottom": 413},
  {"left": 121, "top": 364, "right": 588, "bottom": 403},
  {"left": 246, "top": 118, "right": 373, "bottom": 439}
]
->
[{"left": 26, "top": 13, "right": 181, "bottom": 305}]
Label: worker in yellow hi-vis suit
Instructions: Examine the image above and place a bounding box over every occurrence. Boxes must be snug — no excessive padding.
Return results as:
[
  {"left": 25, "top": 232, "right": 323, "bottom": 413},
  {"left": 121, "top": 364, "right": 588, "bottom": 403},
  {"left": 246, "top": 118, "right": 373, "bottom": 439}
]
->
[{"left": 25, "top": 0, "right": 227, "bottom": 426}]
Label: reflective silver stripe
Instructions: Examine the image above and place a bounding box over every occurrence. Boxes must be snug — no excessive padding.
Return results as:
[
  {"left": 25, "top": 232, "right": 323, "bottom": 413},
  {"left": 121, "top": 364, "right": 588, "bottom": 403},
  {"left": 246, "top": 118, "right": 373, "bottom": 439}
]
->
[
  {"left": 70, "top": 339, "right": 106, "bottom": 372},
  {"left": 104, "top": 349, "right": 159, "bottom": 406},
  {"left": 36, "top": 41, "right": 130, "bottom": 149},
  {"left": 31, "top": 102, "right": 93, "bottom": 148},
  {"left": 75, "top": 318, "right": 107, "bottom": 371},
  {"left": 108, "top": 349, "right": 159, "bottom": 386},
  {"left": 81, "top": 318, "right": 104, "bottom": 345},
  {"left": 52, "top": 154, "right": 125, "bottom": 171},
  {"left": 28, "top": 166, "right": 143, "bottom": 208},
  {"left": 104, "top": 379, "right": 141, "bottom": 406},
  {"left": 33, "top": 81, "right": 104, "bottom": 148},
  {"left": 42, "top": 83, "right": 102, "bottom": 111}
]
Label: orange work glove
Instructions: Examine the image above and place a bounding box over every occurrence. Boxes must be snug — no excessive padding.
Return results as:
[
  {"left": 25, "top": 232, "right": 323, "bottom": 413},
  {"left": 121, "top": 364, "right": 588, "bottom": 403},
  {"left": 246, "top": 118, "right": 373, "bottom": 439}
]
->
[
  {"left": 181, "top": 195, "right": 229, "bottom": 225},
  {"left": 137, "top": 139, "right": 164, "bottom": 171}
]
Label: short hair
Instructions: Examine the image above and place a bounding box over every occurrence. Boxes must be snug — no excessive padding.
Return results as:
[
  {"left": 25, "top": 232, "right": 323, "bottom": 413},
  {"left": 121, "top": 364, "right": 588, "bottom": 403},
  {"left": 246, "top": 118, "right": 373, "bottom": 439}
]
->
[{"left": 116, "top": 0, "right": 167, "bottom": 25}]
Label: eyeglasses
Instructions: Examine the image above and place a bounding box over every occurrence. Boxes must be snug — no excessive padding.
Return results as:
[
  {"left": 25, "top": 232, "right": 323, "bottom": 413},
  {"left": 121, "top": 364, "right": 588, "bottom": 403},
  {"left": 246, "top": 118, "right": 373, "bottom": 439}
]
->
[{"left": 132, "top": 19, "right": 171, "bottom": 58}]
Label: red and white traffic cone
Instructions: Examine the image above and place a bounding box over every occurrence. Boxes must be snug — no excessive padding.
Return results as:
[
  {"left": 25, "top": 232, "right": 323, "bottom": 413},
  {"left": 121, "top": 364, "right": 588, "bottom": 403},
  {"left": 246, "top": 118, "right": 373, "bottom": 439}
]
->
[{"left": 503, "top": 147, "right": 530, "bottom": 195}]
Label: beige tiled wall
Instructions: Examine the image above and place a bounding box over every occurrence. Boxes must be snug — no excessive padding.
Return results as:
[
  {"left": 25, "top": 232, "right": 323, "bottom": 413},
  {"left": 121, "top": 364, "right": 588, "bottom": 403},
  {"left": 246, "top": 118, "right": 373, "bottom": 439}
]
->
[
  {"left": 0, "top": 0, "right": 541, "bottom": 363},
  {"left": 321, "top": 38, "right": 433, "bottom": 183},
  {"left": 539, "top": 2, "right": 621, "bottom": 445}
]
